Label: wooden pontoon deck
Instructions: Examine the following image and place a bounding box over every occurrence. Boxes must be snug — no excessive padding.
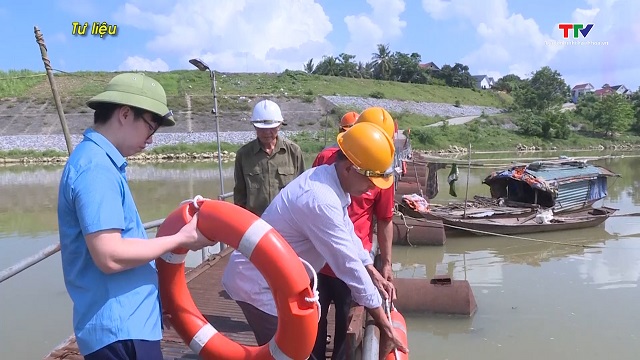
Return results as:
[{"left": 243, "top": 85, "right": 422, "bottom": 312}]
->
[{"left": 44, "top": 247, "right": 364, "bottom": 360}]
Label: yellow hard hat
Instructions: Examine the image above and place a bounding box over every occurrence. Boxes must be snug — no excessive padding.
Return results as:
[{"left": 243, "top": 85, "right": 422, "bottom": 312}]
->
[
  {"left": 337, "top": 122, "right": 395, "bottom": 189},
  {"left": 340, "top": 111, "right": 359, "bottom": 130},
  {"left": 355, "top": 107, "right": 395, "bottom": 139}
]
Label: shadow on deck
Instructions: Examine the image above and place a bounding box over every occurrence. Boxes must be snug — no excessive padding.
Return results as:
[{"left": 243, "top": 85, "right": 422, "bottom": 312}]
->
[{"left": 44, "top": 248, "right": 343, "bottom": 360}]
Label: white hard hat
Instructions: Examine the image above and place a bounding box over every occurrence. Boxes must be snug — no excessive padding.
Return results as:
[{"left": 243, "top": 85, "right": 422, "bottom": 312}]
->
[{"left": 251, "top": 99, "right": 284, "bottom": 129}]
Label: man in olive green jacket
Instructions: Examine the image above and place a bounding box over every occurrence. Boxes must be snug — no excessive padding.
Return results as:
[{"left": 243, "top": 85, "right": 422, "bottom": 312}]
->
[{"left": 233, "top": 99, "right": 304, "bottom": 216}]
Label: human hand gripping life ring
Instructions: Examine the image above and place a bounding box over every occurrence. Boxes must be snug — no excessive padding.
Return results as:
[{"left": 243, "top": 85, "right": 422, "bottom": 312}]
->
[
  {"left": 155, "top": 195, "right": 320, "bottom": 360},
  {"left": 384, "top": 300, "right": 409, "bottom": 360}
]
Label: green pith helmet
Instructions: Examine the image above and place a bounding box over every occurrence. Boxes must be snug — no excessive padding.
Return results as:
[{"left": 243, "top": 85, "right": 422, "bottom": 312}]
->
[{"left": 86, "top": 73, "right": 175, "bottom": 126}]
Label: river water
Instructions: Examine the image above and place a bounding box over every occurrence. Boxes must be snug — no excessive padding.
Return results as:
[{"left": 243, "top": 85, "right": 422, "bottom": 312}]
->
[{"left": 0, "top": 152, "right": 639, "bottom": 359}]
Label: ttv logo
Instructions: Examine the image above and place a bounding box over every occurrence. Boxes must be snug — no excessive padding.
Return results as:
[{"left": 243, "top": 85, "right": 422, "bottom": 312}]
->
[{"left": 558, "top": 24, "right": 594, "bottom": 39}]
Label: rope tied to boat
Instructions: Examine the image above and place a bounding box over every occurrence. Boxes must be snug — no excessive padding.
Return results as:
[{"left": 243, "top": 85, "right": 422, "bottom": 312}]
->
[{"left": 394, "top": 205, "right": 416, "bottom": 247}]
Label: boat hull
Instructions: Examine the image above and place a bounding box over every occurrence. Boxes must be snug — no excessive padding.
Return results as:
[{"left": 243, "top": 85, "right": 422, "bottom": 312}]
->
[{"left": 424, "top": 206, "right": 617, "bottom": 236}]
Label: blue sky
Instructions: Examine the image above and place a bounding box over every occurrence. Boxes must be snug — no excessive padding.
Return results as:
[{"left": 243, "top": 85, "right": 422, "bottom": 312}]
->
[{"left": 1, "top": 0, "right": 638, "bottom": 90}]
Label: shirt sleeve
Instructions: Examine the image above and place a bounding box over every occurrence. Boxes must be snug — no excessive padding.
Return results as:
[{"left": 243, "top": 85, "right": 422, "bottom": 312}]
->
[
  {"left": 295, "top": 146, "right": 305, "bottom": 176},
  {"left": 374, "top": 187, "right": 395, "bottom": 221},
  {"left": 301, "top": 201, "right": 382, "bottom": 309},
  {"left": 233, "top": 153, "right": 247, "bottom": 208},
  {"left": 71, "top": 164, "right": 125, "bottom": 236}
]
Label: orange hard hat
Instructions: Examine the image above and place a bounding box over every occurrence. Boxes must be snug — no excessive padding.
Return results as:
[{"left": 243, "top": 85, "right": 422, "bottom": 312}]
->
[
  {"left": 340, "top": 111, "right": 359, "bottom": 130},
  {"left": 355, "top": 107, "right": 395, "bottom": 139},
  {"left": 337, "top": 122, "right": 395, "bottom": 189}
]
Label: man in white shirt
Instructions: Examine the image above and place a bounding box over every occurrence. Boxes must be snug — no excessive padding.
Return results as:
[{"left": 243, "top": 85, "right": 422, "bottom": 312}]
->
[{"left": 222, "top": 121, "right": 408, "bottom": 358}]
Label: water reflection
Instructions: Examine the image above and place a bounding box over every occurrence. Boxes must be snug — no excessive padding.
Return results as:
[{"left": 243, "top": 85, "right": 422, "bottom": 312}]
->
[
  {"left": 578, "top": 240, "right": 640, "bottom": 290},
  {"left": 393, "top": 235, "right": 640, "bottom": 359}
]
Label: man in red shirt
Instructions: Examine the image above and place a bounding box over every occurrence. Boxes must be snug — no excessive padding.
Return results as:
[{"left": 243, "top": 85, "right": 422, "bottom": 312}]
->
[{"left": 311, "top": 107, "right": 396, "bottom": 360}]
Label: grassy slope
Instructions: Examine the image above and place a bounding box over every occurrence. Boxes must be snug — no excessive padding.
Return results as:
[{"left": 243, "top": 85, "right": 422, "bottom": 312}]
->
[
  {"left": 5, "top": 69, "right": 634, "bottom": 155},
  {"left": 1, "top": 69, "right": 512, "bottom": 108}
]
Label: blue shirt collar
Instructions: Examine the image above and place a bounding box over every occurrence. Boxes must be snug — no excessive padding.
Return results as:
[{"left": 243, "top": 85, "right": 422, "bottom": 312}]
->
[{"left": 83, "top": 128, "right": 128, "bottom": 171}]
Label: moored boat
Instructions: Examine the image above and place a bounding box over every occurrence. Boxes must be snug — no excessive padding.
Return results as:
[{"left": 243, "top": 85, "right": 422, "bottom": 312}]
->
[{"left": 394, "top": 155, "right": 620, "bottom": 237}]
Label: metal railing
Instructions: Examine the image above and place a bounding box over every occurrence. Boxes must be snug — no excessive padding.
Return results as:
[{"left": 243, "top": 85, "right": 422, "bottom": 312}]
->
[
  {"left": 0, "top": 192, "right": 237, "bottom": 284},
  {"left": 0, "top": 218, "right": 165, "bottom": 284}
]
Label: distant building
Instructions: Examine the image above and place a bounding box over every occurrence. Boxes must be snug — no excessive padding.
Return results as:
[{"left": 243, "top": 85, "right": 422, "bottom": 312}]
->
[
  {"left": 418, "top": 62, "right": 440, "bottom": 71},
  {"left": 472, "top": 75, "right": 494, "bottom": 89},
  {"left": 571, "top": 83, "right": 595, "bottom": 103},
  {"left": 610, "top": 84, "right": 631, "bottom": 97},
  {"left": 594, "top": 86, "right": 616, "bottom": 98}
]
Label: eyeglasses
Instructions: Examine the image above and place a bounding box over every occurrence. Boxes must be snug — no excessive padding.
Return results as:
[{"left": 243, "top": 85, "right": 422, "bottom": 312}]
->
[
  {"left": 353, "top": 165, "right": 393, "bottom": 178},
  {"left": 141, "top": 116, "right": 159, "bottom": 138}
]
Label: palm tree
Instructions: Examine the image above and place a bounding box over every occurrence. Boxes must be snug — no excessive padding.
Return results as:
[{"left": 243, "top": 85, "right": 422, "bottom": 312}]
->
[
  {"left": 303, "top": 59, "right": 315, "bottom": 74},
  {"left": 337, "top": 53, "right": 357, "bottom": 77},
  {"left": 313, "top": 56, "right": 340, "bottom": 76},
  {"left": 371, "top": 44, "right": 392, "bottom": 80}
]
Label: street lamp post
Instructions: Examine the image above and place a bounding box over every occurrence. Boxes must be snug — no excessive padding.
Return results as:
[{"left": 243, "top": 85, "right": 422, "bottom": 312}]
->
[
  {"left": 189, "top": 58, "right": 226, "bottom": 259},
  {"left": 189, "top": 58, "right": 225, "bottom": 198}
]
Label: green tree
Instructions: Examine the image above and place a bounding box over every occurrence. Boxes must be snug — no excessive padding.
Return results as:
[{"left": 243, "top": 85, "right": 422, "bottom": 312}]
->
[
  {"left": 312, "top": 56, "right": 340, "bottom": 76},
  {"left": 630, "top": 88, "right": 640, "bottom": 133},
  {"left": 389, "top": 51, "right": 423, "bottom": 83},
  {"left": 303, "top": 59, "right": 315, "bottom": 74},
  {"left": 356, "top": 61, "right": 374, "bottom": 79},
  {"left": 371, "top": 44, "right": 393, "bottom": 80},
  {"left": 514, "top": 110, "right": 570, "bottom": 139},
  {"left": 514, "top": 66, "right": 568, "bottom": 113},
  {"left": 336, "top": 53, "right": 357, "bottom": 77},
  {"left": 592, "top": 93, "right": 634, "bottom": 136},
  {"left": 493, "top": 74, "right": 524, "bottom": 93},
  {"left": 433, "top": 63, "right": 474, "bottom": 88},
  {"left": 575, "top": 92, "right": 599, "bottom": 122}
]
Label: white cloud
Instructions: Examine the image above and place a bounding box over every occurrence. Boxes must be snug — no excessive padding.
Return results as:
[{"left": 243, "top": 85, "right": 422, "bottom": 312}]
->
[
  {"left": 113, "top": 0, "right": 334, "bottom": 72},
  {"left": 118, "top": 56, "right": 169, "bottom": 72},
  {"left": 422, "top": 0, "right": 559, "bottom": 79},
  {"left": 422, "top": 0, "right": 640, "bottom": 89},
  {"left": 344, "top": 0, "right": 407, "bottom": 60},
  {"left": 550, "top": 0, "right": 640, "bottom": 89}
]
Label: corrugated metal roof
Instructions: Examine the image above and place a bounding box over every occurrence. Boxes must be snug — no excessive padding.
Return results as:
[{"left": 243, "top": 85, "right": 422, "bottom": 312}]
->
[{"left": 526, "top": 164, "right": 617, "bottom": 183}]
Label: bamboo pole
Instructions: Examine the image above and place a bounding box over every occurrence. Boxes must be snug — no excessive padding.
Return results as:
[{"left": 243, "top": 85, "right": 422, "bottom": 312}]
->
[
  {"left": 34, "top": 26, "right": 73, "bottom": 155},
  {"left": 462, "top": 143, "right": 472, "bottom": 219}
]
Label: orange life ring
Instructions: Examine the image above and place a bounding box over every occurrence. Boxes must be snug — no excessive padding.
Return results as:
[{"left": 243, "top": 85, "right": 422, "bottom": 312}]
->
[
  {"left": 155, "top": 196, "right": 320, "bottom": 360},
  {"left": 384, "top": 305, "right": 409, "bottom": 360}
]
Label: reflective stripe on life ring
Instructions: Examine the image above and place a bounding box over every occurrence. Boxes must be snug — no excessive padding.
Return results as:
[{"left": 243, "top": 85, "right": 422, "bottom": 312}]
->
[{"left": 156, "top": 198, "right": 319, "bottom": 360}]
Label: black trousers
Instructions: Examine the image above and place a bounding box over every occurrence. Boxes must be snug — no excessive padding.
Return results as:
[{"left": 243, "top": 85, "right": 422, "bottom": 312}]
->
[
  {"left": 83, "top": 339, "right": 162, "bottom": 360},
  {"left": 236, "top": 300, "right": 278, "bottom": 346},
  {"left": 311, "top": 273, "right": 353, "bottom": 360}
]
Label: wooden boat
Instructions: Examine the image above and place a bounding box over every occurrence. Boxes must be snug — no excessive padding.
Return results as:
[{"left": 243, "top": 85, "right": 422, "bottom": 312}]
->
[
  {"left": 394, "top": 155, "right": 621, "bottom": 237},
  {"left": 427, "top": 205, "right": 617, "bottom": 236}
]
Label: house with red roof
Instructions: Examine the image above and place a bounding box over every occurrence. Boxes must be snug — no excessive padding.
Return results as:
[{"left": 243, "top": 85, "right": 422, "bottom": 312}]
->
[{"left": 594, "top": 85, "right": 617, "bottom": 98}]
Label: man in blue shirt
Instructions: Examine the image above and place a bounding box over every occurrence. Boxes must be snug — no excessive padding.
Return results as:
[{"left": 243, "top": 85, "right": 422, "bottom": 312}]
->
[{"left": 57, "top": 73, "right": 212, "bottom": 359}]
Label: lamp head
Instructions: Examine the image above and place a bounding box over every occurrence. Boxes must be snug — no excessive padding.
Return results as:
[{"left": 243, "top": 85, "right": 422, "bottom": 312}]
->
[{"left": 189, "top": 58, "right": 210, "bottom": 72}]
